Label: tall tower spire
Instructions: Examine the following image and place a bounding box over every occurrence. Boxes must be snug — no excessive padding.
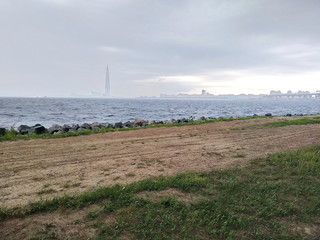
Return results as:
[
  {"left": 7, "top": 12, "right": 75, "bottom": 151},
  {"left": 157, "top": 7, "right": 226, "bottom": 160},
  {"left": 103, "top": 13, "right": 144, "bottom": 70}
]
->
[{"left": 105, "top": 65, "right": 110, "bottom": 97}]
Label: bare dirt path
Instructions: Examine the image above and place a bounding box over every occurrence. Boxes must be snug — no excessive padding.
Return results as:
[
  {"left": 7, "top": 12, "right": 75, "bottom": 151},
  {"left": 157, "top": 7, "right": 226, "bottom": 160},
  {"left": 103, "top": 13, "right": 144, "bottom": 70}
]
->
[{"left": 1, "top": 117, "right": 320, "bottom": 208}]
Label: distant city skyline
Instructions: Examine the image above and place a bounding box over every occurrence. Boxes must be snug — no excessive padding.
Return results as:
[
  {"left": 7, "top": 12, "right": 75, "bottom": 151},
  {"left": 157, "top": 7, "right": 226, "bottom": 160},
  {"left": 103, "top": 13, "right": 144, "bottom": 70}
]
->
[{"left": 0, "top": 1, "right": 319, "bottom": 97}]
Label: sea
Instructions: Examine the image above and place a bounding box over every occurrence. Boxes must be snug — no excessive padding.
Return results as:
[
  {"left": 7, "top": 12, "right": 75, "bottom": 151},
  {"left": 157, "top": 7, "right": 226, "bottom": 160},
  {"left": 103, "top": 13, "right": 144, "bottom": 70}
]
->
[{"left": 0, "top": 97, "right": 319, "bottom": 128}]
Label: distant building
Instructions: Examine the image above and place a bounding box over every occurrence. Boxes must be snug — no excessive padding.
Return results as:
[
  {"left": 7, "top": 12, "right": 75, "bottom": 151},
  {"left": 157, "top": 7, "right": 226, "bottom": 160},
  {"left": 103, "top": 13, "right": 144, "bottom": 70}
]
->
[
  {"left": 105, "top": 65, "right": 110, "bottom": 97},
  {"left": 201, "top": 90, "right": 207, "bottom": 95}
]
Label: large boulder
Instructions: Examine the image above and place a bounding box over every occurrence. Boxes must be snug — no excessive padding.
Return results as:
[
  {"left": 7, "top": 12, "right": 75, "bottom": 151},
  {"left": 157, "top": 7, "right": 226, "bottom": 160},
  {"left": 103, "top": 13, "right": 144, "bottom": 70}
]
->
[
  {"left": 48, "top": 124, "right": 62, "bottom": 134},
  {"left": 124, "top": 121, "right": 133, "bottom": 128},
  {"left": 71, "top": 124, "right": 80, "bottom": 131},
  {"left": 0, "top": 128, "right": 6, "bottom": 136},
  {"left": 114, "top": 122, "right": 123, "bottom": 128},
  {"left": 91, "top": 122, "right": 103, "bottom": 130},
  {"left": 62, "top": 124, "right": 72, "bottom": 132},
  {"left": 34, "top": 125, "right": 47, "bottom": 135},
  {"left": 17, "top": 125, "right": 32, "bottom": 135},
  {"left": 101, "top": 122, "right": 113, "bottom": 129},
  {"left": 80, "top": 123, "right": 92, "bottom": 130},
  {"left": 132, "top": 119, "right": 148, "bottom": 127},
  {"left": 180, "top": 118, "right": 188, "bottom": 123}
]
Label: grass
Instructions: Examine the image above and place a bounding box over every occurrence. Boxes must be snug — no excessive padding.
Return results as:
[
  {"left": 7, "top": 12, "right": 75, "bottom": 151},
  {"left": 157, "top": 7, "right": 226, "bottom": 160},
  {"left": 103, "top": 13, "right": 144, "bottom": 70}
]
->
[
  {"left": 232, "top": 117, "right": 320, "bottom": 130},
  {"left": 1, "top": 144, "right": 320, "bottom": 239},
  {"left": 233, "top": 153, "right": 246, "bottom": 158},
  {"left": 0, "top": 116, "right": 268, "bottom": 142},
  {"left": 263, "top": 118, "right": 320, "bottom": 128}
]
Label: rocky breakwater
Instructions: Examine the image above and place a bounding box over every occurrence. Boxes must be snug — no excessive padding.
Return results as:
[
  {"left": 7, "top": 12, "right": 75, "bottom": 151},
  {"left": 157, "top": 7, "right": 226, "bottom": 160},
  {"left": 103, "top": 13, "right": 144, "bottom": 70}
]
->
[
  {"left": 1, "top": 117, "right": 211, "bottom": 136},
  {"left": 1, "top": 113, "right": 301, "bottom": 137}
]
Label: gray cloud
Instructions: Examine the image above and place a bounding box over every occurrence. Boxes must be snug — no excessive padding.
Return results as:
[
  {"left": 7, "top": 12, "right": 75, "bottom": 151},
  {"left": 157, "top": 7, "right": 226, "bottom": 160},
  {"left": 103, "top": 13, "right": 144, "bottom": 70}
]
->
[{"left": 0, "top": 0, "right": 320, "bottom": 97}]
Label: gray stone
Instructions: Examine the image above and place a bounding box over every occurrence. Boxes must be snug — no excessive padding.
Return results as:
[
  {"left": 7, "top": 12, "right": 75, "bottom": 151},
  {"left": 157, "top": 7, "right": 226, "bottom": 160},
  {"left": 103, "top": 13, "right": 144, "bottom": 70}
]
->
[
  {"left": 34, "top": 125, "right": 47, "bottom": 135},
  {"left": 124, "top": 121, "right": 133, "bottom": 128},
  {"left": 180, "top": 118, "right": 188, "bottom": 123},
  {"left": 80, "top": 123, "right": 91, "bottom": 129},
  {"left": 103, "top": 123, "right": 113, "bottom": 128},
  {"left": 48, "top": 124, "right": 62, "bottom": 134},
  {"left": 62, "top": 124, "right": 72, "bottom": 132},
  {"left": 132, "top": 119, "right": 148, "bottom": 127},
  {"left": 0, "top": 128, "right": 6, "bottom": 136},
  {"left": 199, "top": 116, "right": 207, "bottom": 121},
  {"left": 114, "top": 122, "right": 123, "bottom": 128},
  {"left": 18, "top": 125, "right": 31, "bottom": 135},
  {"left": 71, "top": 124, "right": 80, "bottom": 131},
  {"left": 77, "top": 127, "right": 86, "bottom": 132},
  {"left": 91, "top": 122, "right": 103, "bottom": 130}
]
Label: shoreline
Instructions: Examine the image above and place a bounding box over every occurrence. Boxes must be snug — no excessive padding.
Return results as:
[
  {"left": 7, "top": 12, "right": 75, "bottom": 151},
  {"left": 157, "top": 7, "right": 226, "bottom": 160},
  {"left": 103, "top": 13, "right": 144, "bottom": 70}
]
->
[{"left": 0, "top": 112, "right": 313, "bottom": 138}]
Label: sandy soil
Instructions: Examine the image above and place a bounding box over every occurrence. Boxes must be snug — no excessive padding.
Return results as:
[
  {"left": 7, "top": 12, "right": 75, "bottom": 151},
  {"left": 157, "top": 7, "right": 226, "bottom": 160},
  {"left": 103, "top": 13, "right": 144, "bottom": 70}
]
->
[{"left": 1, "top": 116, "right": 320, "bottom": 208}]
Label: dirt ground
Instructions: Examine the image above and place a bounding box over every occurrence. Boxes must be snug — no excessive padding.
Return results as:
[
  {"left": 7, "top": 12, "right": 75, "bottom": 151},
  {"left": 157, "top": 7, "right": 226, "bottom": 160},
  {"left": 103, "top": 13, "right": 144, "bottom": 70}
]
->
[{"left": 1, "top": 116, "right": 320, "bottom": 208}]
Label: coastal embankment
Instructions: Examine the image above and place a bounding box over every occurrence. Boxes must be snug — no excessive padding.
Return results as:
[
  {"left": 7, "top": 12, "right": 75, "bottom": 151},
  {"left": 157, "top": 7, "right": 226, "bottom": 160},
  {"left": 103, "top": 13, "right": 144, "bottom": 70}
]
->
[{"left": 1, "top": 115, "right": 319, "bottom": 208}]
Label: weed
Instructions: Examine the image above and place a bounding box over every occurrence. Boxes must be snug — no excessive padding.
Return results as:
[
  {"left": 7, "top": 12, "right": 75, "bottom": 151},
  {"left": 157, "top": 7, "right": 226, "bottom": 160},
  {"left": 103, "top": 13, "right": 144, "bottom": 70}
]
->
[
  {"left": 126, "top": 172, "right": 136, "bottom": 177},
  {"left": 205, "top": 151, "right": 223, "bottom": 157},
  {"left": 233, "top": 153, "right": 246, "bottom": 158},
  {"left": 263, "top": 118, "right": 320, "bottom": 128},
  {"left": 37, "top": 188, "right": 58, "bottom": 195}
]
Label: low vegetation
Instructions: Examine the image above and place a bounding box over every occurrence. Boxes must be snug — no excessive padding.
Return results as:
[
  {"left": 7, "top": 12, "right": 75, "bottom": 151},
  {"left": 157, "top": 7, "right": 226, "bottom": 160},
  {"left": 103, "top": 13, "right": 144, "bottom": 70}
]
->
[
  {"left": 263, "top": 118, "right": 320, "bottom": 128},
  {"left": 1, "top": 144, "right": 319, "bottom": 239}
]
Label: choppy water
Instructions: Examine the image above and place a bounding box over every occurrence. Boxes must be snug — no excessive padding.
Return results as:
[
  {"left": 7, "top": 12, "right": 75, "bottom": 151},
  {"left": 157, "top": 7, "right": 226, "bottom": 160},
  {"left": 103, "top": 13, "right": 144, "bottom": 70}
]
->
[{"left": 0, "top": 97, "right": 319, "bottom": 128}]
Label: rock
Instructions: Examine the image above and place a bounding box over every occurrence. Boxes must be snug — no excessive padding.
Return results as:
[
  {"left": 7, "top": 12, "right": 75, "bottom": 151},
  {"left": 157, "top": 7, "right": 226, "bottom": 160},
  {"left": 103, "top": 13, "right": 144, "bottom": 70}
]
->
[
  {"left": 124, "top": 121, "right": 133, "bottom": 128},
  {"left": 18, "top": 125, "right": 31, "bottom": 135},
  {"left": 180, "top": 118, "right": 188, "bottom": 123},
  {"left": 62, "top": 124, "right": 72, "bottom": 132},
  {"left": 80, "top": 123, "right": 91, "bottom": 129},
  {"left": 77, "top": 127, "right": 86, "bottom": 132},
  {"left": 265, "top": 113, "right": 272, "bottom": 117},
  {"left": 48, "top": 124, "right": 62, "bottom": 134},
  {"left": 71, "top": 124, "right": 80, "bottom": 131},
  {"left": 132, "top": 119, "right": 148, "bottom": 127},
  {"left": 199, "top": 116, "right": 207, "bottom": 121},
  {"left": 0, "top": 128, "right": 6, "bottom": 136},
  {"left": 34, "top": 125, "right": 47, "bottom": 135},
  {"left": 114, "top": 122, "right": 123, "bottom": 128},
  {"left": 91, "top": 122, "right": 103, "bottom": 130}
]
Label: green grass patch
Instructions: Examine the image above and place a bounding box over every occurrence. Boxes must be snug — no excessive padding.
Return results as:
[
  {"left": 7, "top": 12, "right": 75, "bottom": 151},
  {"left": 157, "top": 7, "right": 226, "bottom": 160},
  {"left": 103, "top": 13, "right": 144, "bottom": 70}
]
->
[
  {"left": 1, "top": 144, "right": 320, "bottom": 239},
  {"left": 263, "top": 118, "right": 320, "bottom": 128}
]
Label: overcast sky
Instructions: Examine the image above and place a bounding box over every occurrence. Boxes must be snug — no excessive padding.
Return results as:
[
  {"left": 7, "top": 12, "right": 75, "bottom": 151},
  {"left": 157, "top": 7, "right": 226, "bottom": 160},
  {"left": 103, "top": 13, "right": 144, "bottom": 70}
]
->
[{"left": 1, "top": 0, "right": 320, "bottom": 97}]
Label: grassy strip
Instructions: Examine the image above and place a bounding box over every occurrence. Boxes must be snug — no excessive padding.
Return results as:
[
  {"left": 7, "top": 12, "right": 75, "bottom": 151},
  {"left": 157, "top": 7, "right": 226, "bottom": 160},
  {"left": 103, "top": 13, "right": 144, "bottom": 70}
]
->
[
  {"left": 1, "top": 144, "right": 320, "bottom": 239},
  {"left": 263, "top": 118, "right": 320, "bottom": 128},
  {"left": 0, "top": 116, "right": 267, "bottom": 142}
]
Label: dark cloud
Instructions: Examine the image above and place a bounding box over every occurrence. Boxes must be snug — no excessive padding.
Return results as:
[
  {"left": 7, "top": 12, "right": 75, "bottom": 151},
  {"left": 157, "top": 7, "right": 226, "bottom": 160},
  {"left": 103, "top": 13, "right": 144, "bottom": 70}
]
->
[{"left": 0, "top": 0, "right": 319, "bottom": 97}]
